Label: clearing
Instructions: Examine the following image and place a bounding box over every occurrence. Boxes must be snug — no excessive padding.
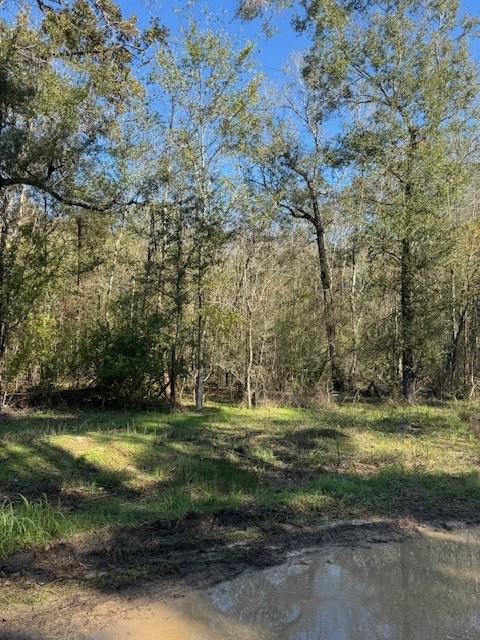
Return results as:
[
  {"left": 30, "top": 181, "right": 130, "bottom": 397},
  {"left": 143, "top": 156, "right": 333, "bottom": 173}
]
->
[{"left": 1, "top": 402, "right": 480, "bottom": 634}]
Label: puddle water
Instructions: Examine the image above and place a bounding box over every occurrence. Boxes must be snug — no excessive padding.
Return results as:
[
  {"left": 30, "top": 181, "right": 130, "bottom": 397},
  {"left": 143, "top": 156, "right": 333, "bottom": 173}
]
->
[{"left": 97, "top": 527, "right": 480, "bottom": 640}]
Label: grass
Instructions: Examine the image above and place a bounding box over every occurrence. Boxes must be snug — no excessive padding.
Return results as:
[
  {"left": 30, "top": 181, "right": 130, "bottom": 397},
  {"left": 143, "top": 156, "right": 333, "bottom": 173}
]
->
[
  {"left": 0, "top": 496, "right": 65, "bottom": 559},
  {"left": 1, "top": 401, "right": 480, "bottom": 561}
]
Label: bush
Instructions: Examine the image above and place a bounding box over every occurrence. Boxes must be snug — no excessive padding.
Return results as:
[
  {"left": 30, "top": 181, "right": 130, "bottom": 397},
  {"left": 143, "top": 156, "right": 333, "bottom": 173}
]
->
[{"left": 86, "top": 320, "right": 171, "bottom": 407}]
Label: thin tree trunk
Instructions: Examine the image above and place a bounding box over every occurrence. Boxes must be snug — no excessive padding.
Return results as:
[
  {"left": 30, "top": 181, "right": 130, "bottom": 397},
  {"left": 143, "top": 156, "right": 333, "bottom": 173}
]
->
[
  {"left": 349, "top": 244, "right": 358, "bottom": 387},
  {"left": 170, "top": 345, "right": 177, "bottom": 409},
  {"left": 314, "top": 223, "right": 345, "bottom": 393},
  {"left": 104, "top": 212, "right": 125, "bottom": 325},
  {"left": 195, "top": 295, "right": 204, "bottom": 410},
  {"left": 242, "top": 255, "right": 254, "bottom": 408},
  {"left": 393, "top": 297, "right": 401, "bottom": 384},
  {"left": 443, "top": 305, "right": 467, "bottom": 394},
  {"left": 0, "top": 193, "right": 10, "bottom": 402},
  {"left": 142, "top": 205, "right": 157, "bottom": 312},
  {"left": 75, "top": 214, "right": 83, "bottom": 389},
  {"left": 195, "top": 257, "right": 205, "bottom": 410},
  {"left": 245, "top": 312, "right": 253, "bottom": 408},
  {"left": 401, "top": 237, "right": 415, "bottom": 402},
  {"left": 170, "top": 214, "right": 185, "bottom": 410},
  {"left": 400, "top": 129, "right": 419, "bottom": 403}
]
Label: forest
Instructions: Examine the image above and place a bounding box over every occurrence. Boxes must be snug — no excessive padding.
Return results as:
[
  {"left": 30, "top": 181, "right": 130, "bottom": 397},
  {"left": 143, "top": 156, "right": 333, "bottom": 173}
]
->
[
  {"left": 3, "top": 3, "right": 480, "bottom": 634},
  {"left": 2, "top": 0, "right": 480, "bottom": 410}
]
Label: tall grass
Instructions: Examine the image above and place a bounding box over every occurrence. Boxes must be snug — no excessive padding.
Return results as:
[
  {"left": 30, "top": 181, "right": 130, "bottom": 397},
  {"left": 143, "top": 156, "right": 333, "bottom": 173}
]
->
[{"left": 0, "top": 496, "right": 66, "bottom": 560}]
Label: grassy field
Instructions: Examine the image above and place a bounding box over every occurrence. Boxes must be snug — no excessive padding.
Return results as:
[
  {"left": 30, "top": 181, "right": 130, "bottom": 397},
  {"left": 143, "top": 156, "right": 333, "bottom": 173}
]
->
[{"left": 1, "top": 402, "right": 480, "bottom": 562}]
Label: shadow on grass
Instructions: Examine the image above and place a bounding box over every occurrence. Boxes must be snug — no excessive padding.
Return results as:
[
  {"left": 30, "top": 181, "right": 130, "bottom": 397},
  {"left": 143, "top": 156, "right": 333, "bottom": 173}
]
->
[
  {"left": 267, "top": 408, "right": 458, "bottom": 437},
  {"left": 0, "top": 439, "right": 140, "bottom": 503},
  {"left": 0, "top": 403, "right": 458, "bottom": 451},
  {"left": 1, "top": 402, "right": 479, "bottom": 604},
  {"left": 2, "top": 464, "right": 479, "bottom": 595},
  {"left": 0, "top": 402, "right": 471, "bottom": 513},
  {"left": 0, "top": 406, "right": 227, "bottom": 443},
  {"left": 0, "top": 407, "right": 229, "bottom": 502}
]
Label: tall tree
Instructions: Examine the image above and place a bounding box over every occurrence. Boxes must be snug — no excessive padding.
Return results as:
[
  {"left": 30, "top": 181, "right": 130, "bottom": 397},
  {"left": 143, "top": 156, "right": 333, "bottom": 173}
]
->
[
  {"left": 251, "top": 64, "right": 348, "bottom": 393},
  {"left": 0, "top": 0, "right": 161, "bottom": 396},
  {"left": 0, "top": 0, "right": 160, "bottom": 206},
  {"left": 152, "top": 17, "right": 261, "bottom": 409},
  {"left": 301, "top": 0, "right": 479, "bottom": 401}
]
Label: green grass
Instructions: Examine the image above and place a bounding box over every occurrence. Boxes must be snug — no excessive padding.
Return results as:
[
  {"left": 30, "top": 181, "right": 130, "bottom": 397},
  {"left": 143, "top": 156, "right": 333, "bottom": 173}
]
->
[
  {"left": 0, "top": 496, "right": 66, "bottom": 559},
  {"left": 1, "top": 402, "right": 480, "bottom": 560}
]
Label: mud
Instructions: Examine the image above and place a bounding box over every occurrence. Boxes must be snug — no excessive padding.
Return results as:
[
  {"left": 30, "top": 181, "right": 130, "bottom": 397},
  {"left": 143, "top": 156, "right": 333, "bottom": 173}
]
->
[
  {"left": 1, "top": 516, "right": 479, "bottom": 639},
  {"left": 96, "top": 525, "right": 480, "bottom": 640}
]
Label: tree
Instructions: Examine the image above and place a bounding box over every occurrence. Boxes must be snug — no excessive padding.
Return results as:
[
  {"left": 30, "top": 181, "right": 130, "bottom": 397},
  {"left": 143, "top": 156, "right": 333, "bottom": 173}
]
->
[
  {"left": 0, "top": 0, "right": 161, "bottom": 207},
  {"left": 1, "top": 0, "right": 480, "bottom": 408},
  {"left": 152, "top": 16, "right": 261, "bottom": 409},
  {"left": 301, "top": 0, "right": 479, "bottom": 401},
  {"left": 250, "top": 63, "right": 348, "bottom": 393},
  {"left": 0, "top": 0, "right": 160, "bottom": 397}
]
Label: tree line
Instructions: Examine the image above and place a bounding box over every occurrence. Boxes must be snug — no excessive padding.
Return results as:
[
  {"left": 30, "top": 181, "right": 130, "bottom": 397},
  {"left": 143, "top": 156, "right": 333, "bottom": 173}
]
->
[{"left": 1, "top": 0, "right": 479, "bottom": 408}]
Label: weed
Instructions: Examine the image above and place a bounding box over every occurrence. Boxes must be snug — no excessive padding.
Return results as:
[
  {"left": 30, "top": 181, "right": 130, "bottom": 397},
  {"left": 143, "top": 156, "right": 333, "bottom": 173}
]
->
[{"left": 0, "top": 495, "right": 67, "bottom": 558}]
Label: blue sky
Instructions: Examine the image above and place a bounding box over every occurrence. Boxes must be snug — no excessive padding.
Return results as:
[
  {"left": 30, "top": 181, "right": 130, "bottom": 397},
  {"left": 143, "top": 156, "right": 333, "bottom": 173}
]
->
[
  {"left": 118, "top": 0, "right": 480, "bottom": 77},
  {"left": 117, "top": 0, "right": 308, "bottom": 77}
]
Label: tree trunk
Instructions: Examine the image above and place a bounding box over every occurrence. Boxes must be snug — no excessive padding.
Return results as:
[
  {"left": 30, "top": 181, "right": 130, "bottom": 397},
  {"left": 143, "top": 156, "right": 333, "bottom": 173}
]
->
[
  {"left": 400, "top": 130, "right": 419, "bottom": 403},
  {"left": 75, "top": 214, "right": 83, "bottom": 389},
  {"left": 104, "top": 212, "right": 125, "bottom": 325},
  {"left": 400, "top": 238, "right": 415, "bottom": 403},
  {"left": 170, "top": 212, "right": 185, "bottom": 410},
  {"left": 243, "top": 256, "right": 254, "bottom": 408},
  {"left": 442, "top": 304, "right": 467, "bottom": 396},
  {"left": 195, "top": 285, "right": 204, "bottom": 410},
  {"left": 143, "top": 205, "right": 156, "bottom": 311},
  {"left": 0, "top": 198, "right": 8, "bottom": 371},
  {"left": 314, "top": 223, "right": 345, "bottom": 393},
  {"left": 170, "top": 345, "right": 177, "bottom": 409},
  {"left": 348, "top": 244, "right": 358, "bottom": 387},
  {"left": 245, "top": 310, "right": 253, "bottom": 408}
]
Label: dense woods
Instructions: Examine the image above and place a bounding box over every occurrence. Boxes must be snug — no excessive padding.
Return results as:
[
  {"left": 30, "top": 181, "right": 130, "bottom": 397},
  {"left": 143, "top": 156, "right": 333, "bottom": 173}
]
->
[{"left": 1, "top": 0, "right": 480, "bottom": 408}]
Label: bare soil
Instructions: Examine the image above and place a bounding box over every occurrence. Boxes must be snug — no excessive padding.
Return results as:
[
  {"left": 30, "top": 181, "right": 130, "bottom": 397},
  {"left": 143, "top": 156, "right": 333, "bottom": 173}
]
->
[{"left": 2, "top": 511, "right": 473, "bottom": 640}]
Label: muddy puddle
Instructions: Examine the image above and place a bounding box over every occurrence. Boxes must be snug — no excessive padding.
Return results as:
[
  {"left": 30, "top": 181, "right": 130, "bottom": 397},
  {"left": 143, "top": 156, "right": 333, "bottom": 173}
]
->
[{"left": 96, "top": 526, "right": 480, "bottom": 640}]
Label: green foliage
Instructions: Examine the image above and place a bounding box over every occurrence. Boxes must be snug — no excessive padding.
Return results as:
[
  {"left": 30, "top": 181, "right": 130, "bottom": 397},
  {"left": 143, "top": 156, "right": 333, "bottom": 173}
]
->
[
  {"left": 0, "top": 0, "right": 480, "bottom": 404},
  {"left": 0, "top": 1, "right": 149, "bottom": 207},
  {"left": 0, "top": 495, "right": 66, "bottom": 559},
  {"left": 86, "top": 320, "right": 171, "bottom": 406},
  {"left": 6, "top": 314, "right": 58, "bottom": 386}
]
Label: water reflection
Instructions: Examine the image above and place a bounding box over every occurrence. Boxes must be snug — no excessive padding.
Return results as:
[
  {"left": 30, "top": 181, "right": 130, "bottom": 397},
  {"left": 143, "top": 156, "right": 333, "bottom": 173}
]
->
[{"left": 98, "top": 527, "right": 480, "bottom": 640}]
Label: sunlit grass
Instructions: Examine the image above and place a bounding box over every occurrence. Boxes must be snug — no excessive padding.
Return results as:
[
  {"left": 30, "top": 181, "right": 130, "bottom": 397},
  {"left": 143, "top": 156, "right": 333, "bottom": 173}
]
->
[
  {"left": 0, "top": 496, "right": 68, "bottom": 559},
  {"left": 1, "top": 401, "right": 479, "bottom": 559}
]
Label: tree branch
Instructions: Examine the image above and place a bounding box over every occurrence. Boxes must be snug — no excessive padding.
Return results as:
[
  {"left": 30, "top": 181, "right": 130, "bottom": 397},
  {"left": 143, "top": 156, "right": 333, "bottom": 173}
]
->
[{"left": 0, "top": 177, "right": 140, "bottom": 211}]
